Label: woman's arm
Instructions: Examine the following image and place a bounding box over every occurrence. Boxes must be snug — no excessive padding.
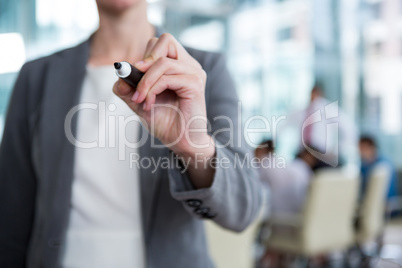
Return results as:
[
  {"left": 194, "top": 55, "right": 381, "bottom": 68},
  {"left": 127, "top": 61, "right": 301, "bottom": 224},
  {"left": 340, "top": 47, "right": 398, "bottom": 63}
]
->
[
  {"left": 167, "top": 51, "right": 263, "bottom": 232},
  {"left": 113, "top": 34, "right": 262, "bottom": 232}
]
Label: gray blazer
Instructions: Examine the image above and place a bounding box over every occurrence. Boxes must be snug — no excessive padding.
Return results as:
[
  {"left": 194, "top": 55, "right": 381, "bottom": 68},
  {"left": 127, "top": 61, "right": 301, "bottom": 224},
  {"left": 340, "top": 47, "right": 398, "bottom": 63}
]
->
[{"left": 0, "top": 34, "right": 262, "bottom": 268}]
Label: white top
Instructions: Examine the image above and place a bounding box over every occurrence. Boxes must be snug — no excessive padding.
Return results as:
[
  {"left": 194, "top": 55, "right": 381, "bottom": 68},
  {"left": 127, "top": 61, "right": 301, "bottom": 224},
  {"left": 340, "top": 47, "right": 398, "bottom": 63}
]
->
[
  {"left": 61, "top": 65, "right": 145, "bottom": 268},
  {"left": 260, "top": 157, "right": 311, "bottom": 215}
]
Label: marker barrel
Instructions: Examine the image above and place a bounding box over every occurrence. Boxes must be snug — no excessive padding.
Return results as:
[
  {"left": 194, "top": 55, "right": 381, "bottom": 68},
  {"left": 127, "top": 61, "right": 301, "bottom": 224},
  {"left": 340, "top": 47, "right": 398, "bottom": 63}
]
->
[{"left": 115, "top": 61, "right": 144, "bottom": 89}]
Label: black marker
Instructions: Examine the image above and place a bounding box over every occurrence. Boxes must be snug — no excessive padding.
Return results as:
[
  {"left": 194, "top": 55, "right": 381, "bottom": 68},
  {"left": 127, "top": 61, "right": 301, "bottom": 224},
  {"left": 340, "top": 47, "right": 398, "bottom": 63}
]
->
[{"left": 114, "top": 61, "right": 144, "bottom": 89}]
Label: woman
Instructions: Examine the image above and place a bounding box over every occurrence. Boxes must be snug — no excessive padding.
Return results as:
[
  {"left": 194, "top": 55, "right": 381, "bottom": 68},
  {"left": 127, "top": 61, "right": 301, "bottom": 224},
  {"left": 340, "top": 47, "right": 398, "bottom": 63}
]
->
[{"left": 0, "top": 0, "right": 261, "bottom": 267}]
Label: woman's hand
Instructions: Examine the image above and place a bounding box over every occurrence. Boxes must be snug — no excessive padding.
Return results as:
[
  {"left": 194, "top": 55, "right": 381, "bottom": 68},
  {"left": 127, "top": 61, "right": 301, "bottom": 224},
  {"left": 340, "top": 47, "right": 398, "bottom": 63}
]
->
[{"left": 113, "top": 33, "right": 215, "bottom": 171}]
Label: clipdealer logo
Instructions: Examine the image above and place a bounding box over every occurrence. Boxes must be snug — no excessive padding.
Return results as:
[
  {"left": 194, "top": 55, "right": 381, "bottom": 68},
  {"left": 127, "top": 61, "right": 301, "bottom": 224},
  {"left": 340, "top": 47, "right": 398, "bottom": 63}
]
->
[
  {"left": 64, "top": 101, "right": 286, "bottom": 159},
  {"left": 301, "top": 101, "right": 339, "bottom": 167},
  {"left": 63, "top": 100, "right": 341, "bottom": 167}
]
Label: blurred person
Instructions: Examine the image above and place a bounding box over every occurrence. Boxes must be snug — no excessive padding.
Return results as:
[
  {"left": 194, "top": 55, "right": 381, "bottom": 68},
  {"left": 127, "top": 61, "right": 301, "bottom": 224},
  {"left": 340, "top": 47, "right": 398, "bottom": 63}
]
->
[
  {"left": 255, "top": 140, "right": 274, "bottom": 162},
  {"left": 253, "top": 140, "right": 273, "bottom": 263},
  {"left": 266, "top": 148, "right": 316, "bottom": 215},
  {"left": 280, "top": 84, "right": 359, "bottom": 168},
  {"left": 359, "top": 135, "right": 398, "bottom": 207},
  {"left": 258, "top": 143, "right": 317, "bottom": 216},
  {"left": 254, "top": 140, "right": 275, "bottom": 218},
  {"left": 0, "top": 0, "right": 262, "bottom": 267},
  {"left": 257, "top": 146, "right": 319, "bottom": 268}
]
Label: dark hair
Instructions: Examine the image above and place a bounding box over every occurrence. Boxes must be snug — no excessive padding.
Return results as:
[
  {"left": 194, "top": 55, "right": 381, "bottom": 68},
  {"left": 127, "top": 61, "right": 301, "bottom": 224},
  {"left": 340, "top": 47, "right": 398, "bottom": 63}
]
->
[
  {"left": 296, "top": 145, "right": 332, "bottom": 170},
  {"left": 359, "top": 135, "right": 377, "bottom": 148},
  {"left": 256, "top": 139, "right": 275, "bottom": 153},
  {"left": 258, "top": 139, "right": 273, "bottom": 148},
  {"left": 295, "top": 145, "right": 322, "bottom": 159},
  {"left": 312, "top": 83, "right": 324, "bottom": 94}
]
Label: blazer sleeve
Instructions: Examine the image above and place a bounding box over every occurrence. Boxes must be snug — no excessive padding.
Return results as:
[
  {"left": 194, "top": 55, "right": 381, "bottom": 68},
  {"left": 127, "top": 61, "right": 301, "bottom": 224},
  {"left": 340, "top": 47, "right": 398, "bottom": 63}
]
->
[
  {"left": 167, "top": 53, "right": 262, "bottom": 232},
  {"left": 0, "top": 64, "right": 37, "bottom": 267}
]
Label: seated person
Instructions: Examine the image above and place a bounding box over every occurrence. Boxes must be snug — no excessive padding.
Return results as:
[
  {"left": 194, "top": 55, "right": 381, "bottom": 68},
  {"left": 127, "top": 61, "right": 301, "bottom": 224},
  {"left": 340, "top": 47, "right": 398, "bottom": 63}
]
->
[
  {"left": 256, "top": 143, "right": 322, "bottom": 268},
  {"left": 359, "top": 135, "right": 398, "bottom": 213},
  {"left": 256, "top": 140, "right": 317, "bottom": 216}
]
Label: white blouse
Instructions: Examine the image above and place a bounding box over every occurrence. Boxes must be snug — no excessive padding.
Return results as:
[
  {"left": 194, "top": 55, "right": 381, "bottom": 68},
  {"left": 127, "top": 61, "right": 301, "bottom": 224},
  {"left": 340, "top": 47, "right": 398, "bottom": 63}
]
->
[{"left": 61, "top": 65, "right": 145, "bottom": 268}]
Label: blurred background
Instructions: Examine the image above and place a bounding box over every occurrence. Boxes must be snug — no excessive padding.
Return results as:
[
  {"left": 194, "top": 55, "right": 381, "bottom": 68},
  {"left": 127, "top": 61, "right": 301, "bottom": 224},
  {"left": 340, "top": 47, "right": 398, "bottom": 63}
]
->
[
  {"left": 1, "top": 0, "right": 402, "bottom": 166},
  {"left": 1, "top": 0, "right": 402, "bottom": 267}
]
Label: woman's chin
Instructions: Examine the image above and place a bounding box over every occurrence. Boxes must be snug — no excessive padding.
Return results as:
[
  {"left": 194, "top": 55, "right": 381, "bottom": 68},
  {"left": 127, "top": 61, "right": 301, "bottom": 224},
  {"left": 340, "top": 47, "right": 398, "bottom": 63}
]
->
[{"left": 96, "top": 0, "right": 143, "bottom": 14}]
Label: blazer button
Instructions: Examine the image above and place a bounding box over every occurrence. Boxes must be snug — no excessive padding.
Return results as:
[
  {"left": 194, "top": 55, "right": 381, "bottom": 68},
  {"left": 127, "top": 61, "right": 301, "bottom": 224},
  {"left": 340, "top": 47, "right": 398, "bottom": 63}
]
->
[
  {"left": 186, "top": 199, "right": 202, "bottom": 207},
  {"left": 194, "top": 207, "right": 210, "bottom": 215}
]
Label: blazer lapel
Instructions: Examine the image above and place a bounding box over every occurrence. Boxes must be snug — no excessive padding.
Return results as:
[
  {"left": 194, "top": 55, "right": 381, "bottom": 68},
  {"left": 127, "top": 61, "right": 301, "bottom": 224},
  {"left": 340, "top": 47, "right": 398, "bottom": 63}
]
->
[{"left": 40, "top": 39, "right": 90, "bottom": 266}]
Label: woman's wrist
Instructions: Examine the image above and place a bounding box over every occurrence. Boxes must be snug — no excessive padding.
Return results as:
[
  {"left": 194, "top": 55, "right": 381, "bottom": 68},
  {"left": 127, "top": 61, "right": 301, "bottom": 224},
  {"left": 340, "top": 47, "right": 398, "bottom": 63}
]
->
[{"left": 172, "top": 135, "right": 216, "bottom": 167}]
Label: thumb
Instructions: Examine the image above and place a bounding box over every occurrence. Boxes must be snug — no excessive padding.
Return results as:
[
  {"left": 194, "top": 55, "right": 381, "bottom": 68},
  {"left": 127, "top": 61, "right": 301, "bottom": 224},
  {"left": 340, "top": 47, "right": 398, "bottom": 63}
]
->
[
  {"left": 112, "top": 79, "right": 145, "bottom": 116},
  {"left": 113, "top": 79, "right": 133, "bottom": 97}
]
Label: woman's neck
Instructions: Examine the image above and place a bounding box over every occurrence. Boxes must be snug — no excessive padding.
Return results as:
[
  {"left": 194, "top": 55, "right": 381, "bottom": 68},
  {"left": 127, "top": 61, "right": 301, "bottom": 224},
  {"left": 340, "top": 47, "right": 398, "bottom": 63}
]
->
[{"left": 89, "top": 1, "right": 155, "bottom": 66}]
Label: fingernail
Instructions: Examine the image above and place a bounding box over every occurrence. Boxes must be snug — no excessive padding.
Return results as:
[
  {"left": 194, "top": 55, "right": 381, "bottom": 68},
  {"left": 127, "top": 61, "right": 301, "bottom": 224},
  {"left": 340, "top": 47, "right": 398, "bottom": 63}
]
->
[
  {"left": 132, "top": 91, "right": 139, "bottom": 102},
  {"left": 135, "top": 60, "right": 145, "bottom": 66},
  {"left": 143, "top": 102, "right": 147, "bottom": 111}
]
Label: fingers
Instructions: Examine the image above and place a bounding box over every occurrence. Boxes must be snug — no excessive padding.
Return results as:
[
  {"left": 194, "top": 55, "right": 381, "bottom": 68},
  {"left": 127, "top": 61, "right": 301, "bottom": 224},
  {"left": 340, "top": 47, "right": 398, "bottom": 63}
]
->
[
  {"left": 118, "top": 33, "right": 206, "bottom": 112},
  {"left": 113, "top": 79, "right": 142, "bottom": 114},
  {"left": 144, "top": 37, "right": 158, "bottom": 59},
  {"left": 113, "top": 79, "right": 133, "bottom": 97},
  {"left": 146, "top": 33, "right": 180, "bottom": 61},
  {"left": 132, "top": 57, "right": 199, "bottom": 103},
  {"left": 143, "top": 72, "right": 206, "bottom": 111},
  {"left": 134, "top": 33, "right": 186, "bottom": 72},
  {"left": 142, "top": 74, "right": 187, "bottom": 111}
]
